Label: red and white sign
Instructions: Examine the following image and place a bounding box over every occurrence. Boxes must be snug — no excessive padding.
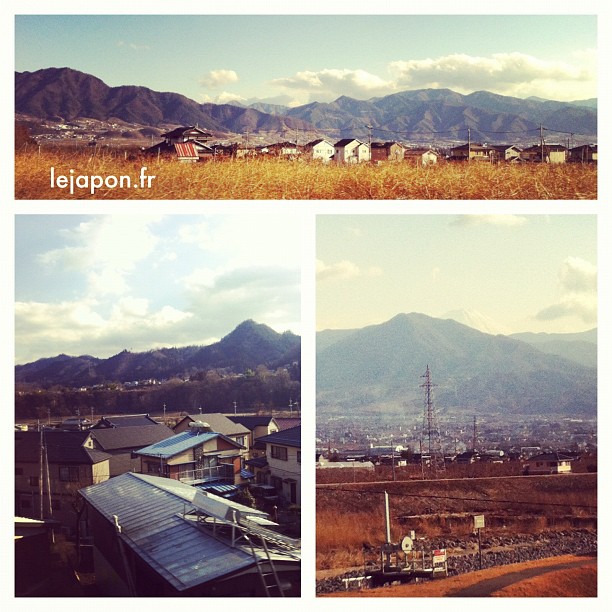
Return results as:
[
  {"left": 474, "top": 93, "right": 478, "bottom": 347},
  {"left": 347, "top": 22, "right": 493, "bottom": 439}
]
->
[{"left": 433, "top": 549, "right": 447, "bottom": 563}]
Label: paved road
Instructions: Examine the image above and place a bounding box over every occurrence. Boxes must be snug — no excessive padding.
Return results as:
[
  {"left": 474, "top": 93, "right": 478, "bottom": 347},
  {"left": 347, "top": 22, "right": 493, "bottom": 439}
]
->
[{"left": 449, "top": 557, "right": 597, "bottom": 597}]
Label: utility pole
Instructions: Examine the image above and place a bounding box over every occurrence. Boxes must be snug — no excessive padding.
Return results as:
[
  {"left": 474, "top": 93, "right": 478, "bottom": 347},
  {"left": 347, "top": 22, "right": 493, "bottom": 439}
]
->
[
  {"left": 366, "top": 124, "right": 373, "bottom": 162},
  {"left": 540, "top": 124, "right": 545, "bottom": 163},
  {"left": 472, "top": 415, "right": 477, "bottom": 452},
  {"left": 467, "top": 127, "right": 471, "bottom": 161}
]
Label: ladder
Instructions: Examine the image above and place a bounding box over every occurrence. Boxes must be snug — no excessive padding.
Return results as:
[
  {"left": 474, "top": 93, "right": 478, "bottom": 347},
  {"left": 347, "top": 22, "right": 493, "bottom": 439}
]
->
[{"left": 245, "top": 533, "right": 284, "bottom": 597}]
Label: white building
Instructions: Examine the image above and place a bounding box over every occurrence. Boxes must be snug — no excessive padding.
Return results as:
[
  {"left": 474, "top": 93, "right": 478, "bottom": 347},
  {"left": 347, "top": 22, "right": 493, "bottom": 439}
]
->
[{"left": 334, "top": 138, "right": 371, "bottom": 163}]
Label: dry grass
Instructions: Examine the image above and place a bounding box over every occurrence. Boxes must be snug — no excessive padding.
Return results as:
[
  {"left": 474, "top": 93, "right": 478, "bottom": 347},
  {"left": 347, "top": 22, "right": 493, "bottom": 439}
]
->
[
  {"left": 316, "top": 475, "right": 596, "bottom": 570},
  {"left": 15, "top": 149, "right": 597, "bottom": 199}
]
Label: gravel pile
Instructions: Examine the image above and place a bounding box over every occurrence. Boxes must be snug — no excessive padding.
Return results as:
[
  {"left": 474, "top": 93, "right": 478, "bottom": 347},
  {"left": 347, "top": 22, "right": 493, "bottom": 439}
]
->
[{"left": 316, "top": 529, "right": 597, "bottom": 594}]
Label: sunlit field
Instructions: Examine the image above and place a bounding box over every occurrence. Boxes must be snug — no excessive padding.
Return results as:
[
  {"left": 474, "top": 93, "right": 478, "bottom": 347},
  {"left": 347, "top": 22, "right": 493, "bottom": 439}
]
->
[{"left": 15, "top": 149, "right": 597, "bottom": 200}]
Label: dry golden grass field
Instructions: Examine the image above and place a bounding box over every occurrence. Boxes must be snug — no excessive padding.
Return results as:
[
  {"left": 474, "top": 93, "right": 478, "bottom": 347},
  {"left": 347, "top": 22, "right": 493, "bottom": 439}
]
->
[
  {"left": 316, "top": 474, "right": 596, "bottom": 571},
  {"left": 15, "top": 149, "right": 597, "bottom": 199}
]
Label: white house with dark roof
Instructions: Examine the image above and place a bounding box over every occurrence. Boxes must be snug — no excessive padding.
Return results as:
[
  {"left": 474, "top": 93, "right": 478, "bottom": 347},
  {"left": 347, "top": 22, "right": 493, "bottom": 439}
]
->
[
  {"left": 334, "top": 138, "right": 371, "bottom": 163},
  {"left": 256, "top": 425, "right": 301, "bottom": 505},
  {"left": 525, "top": 452, "right": 574, "bottom": 475},
  {"left": 305, "top": 138, "right": 335, "bottom": 162}
]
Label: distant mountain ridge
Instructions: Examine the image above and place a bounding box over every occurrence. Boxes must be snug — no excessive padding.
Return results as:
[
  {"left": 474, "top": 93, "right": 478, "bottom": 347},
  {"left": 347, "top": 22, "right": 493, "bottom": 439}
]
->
[
  {"left": 15, "top": 67, "right": 314, "bottom": 134},
  {"left": 15, "top": 67, "right": 597, "bottom": 143},
  {"left": 15, "top": 320, "right": 300, "bottom": 388},
  {"left": 316, "top": 313, "right": 596, "bottom": 416}
]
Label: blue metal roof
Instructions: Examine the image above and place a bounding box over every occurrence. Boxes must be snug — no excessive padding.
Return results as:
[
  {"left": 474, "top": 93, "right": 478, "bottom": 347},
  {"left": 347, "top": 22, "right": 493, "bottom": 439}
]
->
[{"left": 134, "top": 430, "right": 220, "bottom": 458}]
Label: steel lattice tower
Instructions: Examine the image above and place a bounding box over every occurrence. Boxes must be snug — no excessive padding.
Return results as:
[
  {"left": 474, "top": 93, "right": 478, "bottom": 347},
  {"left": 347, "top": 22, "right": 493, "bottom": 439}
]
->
[{"left": 420, "top": 365, "right": 446, "bottom": 477}]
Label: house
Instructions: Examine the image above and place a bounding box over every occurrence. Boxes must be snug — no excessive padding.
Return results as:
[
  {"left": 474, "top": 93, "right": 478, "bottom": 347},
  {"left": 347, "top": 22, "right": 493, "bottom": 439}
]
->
[
  {"left": 316, "top": 457, "right": 375, "bottom": 471},
  {"left": 174, "top": 413, "right": 251, "bottom": 455},
  {"left": 15, "top": 430, "right": 111, "bottom": 532},
  {"left": 134, "top": 421, "right": 246, "bottom": 487},
  {"left": 89, "top": 424, "right": 175, "bottom": 476},
  {"left": 334, "top": 138, "right": 371, "bottom": 163},
  {"left": 304, "top": 138, "right": 335, "bottom": 162},
  {"left": 521, "top": 144, "right": 567, "bottom": 163},
  {"left": 266, "top": 141, "right": 300, "bottom": 157},
  {"left": 228, "top": 415, "right": 280, "bottom": 455},
  {"left": 569, "top": 144, "right": 597, "bottom": 163},
  {"left": 404, "top": 147, "right": 439, "bottom": 165},
  {"left": 59, "top": 417, "right": 92, "bottom": 431},
  {"left": 525, "top": 452, "right": 574, "bottom": 475},
  {"left": 490, "top": 144, "right": 522, "bottom": 162},
  {"left": 256, "top": 425, "right": 301, "bottom": 505},
  {"left": 370, "top": 141, "right": 405, "bottom": 162},
  {"left": 160, "top": 125, "right": 213, "bottom": 145},
  {"left": 79, "top": 473, "right": 301, "bottom": 596},
  {"left": 449, "top": 143, "right": 495, "bottom": 161},
  {"left": 456, "top": 450, "right": 480, "bottom": 464}
]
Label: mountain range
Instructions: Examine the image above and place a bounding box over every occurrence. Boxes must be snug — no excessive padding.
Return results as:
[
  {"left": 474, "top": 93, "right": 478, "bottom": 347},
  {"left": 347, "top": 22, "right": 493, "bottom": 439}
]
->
[
  {"left": 15, "top": 320, "right": 300, "bottom": 388},
  {"left": 15, "top": 67, "right": 597, "bottom": 143},
  {"left": 316, "top": 313, "right": 596, "bottom": 417}
]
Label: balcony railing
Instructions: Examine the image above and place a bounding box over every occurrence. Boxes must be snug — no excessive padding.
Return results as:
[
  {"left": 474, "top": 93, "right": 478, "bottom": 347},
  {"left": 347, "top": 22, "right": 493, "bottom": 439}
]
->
[{"left": 178, "top": 464, "right": 234, "bottom": 484}]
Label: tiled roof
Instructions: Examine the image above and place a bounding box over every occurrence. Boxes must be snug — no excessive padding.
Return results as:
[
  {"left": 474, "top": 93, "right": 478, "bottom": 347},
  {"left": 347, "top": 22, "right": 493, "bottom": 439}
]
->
[
  {"left": 178, "top": 414, "right": 250, "bottom": 437},
  {"left": 274, "top": 417, "right": 301, "bottom": 431},
  {"left": 228, "top": 415, "right": 275, "bottom": 429},
  {"left": 257, "top": 425, "right": 301, "bottom": 449},
  {"left": 90, "top": 424, "right": 175, "bottom": 451},
  {"left": 93, "top": 414, "right": 160, "bottom": 428}
]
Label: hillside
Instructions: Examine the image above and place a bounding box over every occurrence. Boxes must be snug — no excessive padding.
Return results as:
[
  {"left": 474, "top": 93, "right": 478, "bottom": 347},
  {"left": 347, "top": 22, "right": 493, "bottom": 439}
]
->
[
  {"left": 15, "top": 67, "right": 313, "bottom": 134},
  {"left": 509, "top": 329, "right": 596, "bottom": 368},
  {"left": 15, "top": 320, "right": 300, "bottom": 388},
  {"left": 316, "top": 313, "right": 596, "bottom": 416},
  {"left": 15, "top": 67, "right": 597, "bottom": 143}
]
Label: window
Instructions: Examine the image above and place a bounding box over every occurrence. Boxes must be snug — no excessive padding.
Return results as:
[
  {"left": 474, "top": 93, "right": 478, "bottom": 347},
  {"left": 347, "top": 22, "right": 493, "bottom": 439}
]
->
[
  {"left": 271, "top": 445, "right": 288, "bottom": 461},
  {"left": 236, "top": 436, "right": 246, "bottom": 447},
  {"left": 59, "top": 466, "right": 80, "bottom": 482}
]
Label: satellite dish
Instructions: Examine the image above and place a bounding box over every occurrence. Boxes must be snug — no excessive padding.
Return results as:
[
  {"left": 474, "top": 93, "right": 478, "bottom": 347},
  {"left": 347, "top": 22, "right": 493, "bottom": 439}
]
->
[{"left": 401, "top": 535, "right": 413, "bottom": 552}]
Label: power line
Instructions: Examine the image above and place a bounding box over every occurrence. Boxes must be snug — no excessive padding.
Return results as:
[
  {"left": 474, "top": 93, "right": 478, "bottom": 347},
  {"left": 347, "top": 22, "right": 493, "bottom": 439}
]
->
[{"left": 316, "top": 486, "right": 597, "bottom": 510}]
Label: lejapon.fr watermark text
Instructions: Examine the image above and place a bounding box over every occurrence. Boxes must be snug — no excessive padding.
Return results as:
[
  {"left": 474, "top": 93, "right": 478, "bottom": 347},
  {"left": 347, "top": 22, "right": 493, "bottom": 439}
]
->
[{"left": 50, "top": 166, "right": 156, "bottom": 195}]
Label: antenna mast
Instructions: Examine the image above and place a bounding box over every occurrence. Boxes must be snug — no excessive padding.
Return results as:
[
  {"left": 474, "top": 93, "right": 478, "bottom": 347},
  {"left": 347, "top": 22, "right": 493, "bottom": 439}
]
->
[{"left": 420, "top": 365, "right": 445, "bottom": 477}]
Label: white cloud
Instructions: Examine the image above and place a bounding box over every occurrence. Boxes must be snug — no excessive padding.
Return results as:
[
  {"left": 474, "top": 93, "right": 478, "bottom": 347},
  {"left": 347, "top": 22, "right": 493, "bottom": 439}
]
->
[
  {"left": 200, "top": 91, "right": 246, "bottom": 105},
  {"left": 272, "top": 68, "right": 395, "bottom": 101},
  {"left": 200, "top": 69, "right": 239, "bottom": 89},
  {"left": 451, "top": 215, "right": 528, "bottom": 228},
  {"left": 39, "top": 216, "right": 161, "bottom": 298},
  {"left": 536, "top": 257, "right": 597, "bottom": 324},
  {"left": 269, "top": 50, "right": 595, "bottom": 103},
  {"left": 317, "top": 259, "right": 382, "bottom": 282},
  {"left": 389, "top": 52, "right": 595, "bottom": 99}
]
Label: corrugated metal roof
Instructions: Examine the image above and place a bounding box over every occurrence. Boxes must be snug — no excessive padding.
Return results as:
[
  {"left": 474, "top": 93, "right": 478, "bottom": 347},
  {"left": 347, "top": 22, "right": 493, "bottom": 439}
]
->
[
  {"left": 134, "top": 430, "right": 220, "bottom": 458},
  {"left": 79, "top": 473, "right": 259, "bottom": 591},
  {"left": 175, "top": 142, "right": 199, "bottom": 158}
]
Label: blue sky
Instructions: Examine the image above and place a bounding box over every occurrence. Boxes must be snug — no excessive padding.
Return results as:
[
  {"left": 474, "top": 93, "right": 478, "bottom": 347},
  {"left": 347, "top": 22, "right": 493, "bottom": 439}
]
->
[
  {"left": 15, "top": 215, "right": 301, "bottom": 364},
  {"left": 317, "top": 215, "right": 597, "bottom": 335},
  {"left": 15, "top": 14, "right": 597, "bottom": 105}
]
